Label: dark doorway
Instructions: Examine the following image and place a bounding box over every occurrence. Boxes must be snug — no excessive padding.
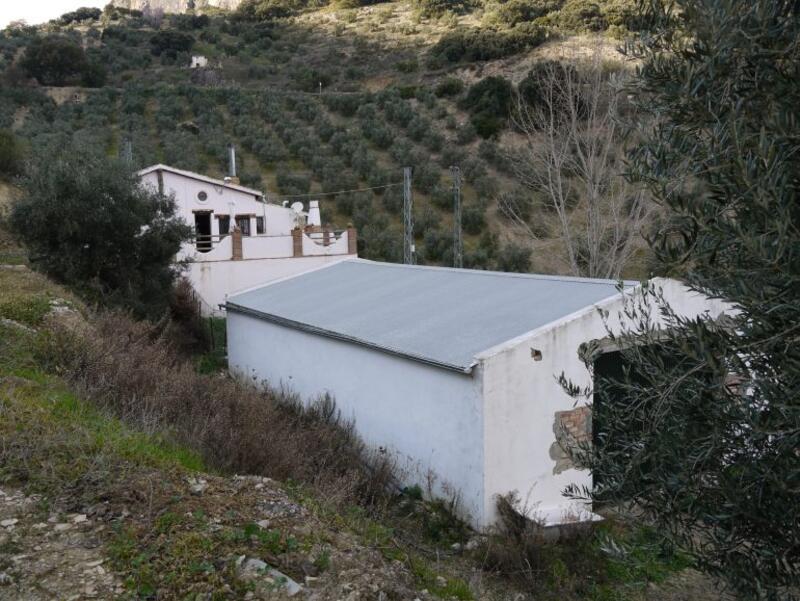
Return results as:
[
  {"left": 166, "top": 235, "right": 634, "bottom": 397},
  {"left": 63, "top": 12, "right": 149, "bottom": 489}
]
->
[{"left": 194, "top": 212, "right": 212, "bottom": 252}]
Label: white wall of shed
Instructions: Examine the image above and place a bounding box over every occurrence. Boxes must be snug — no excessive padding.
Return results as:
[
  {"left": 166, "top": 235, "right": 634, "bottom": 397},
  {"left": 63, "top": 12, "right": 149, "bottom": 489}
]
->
[
  {"left": 226, "top": 312, "right": 488, "bottom": 527},
  {"left": 188, "top": 255, "right": 351, "bottom": 313},
  {"left": 478, "top": 278, "right": 733, "bottom": 526}
]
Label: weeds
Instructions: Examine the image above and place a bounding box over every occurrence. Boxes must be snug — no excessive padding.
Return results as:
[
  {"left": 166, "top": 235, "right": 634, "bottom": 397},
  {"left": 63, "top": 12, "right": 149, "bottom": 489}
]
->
[{"left": 35, "top": 311, "right": 396, "bottom": 510}]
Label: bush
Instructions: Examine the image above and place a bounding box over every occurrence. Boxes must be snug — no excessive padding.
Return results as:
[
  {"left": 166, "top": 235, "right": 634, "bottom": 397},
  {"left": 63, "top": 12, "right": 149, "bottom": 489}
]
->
[
  {"left": 552, "top": 0, "right": 606, "bottom": 31},
  {"left": 20, "top": 36, "right": 93, "bottom": 86},
  {"left": 428, "top": 25, "right": 547, "bottom": 64},
  {"left": 492, "top": 0, "right": 562, "bottom": 26},
  {"left": 461, "top": 202, "right": 486, "bottom": 235},
  {"left": 462, "top": 75, "right": 514, "bottom": 138},
  {"left": 276, "top": 170, "right": 311, "bottom": 195},
  {"left": 435, "top": 77, "right": 465, "bottom": 97},
  {"left": 237, "top": 0, "right": 307, "bottom": 20},
  {"left": 150, "top": 31, "right": 195, "bottom": 58},
  {"left": 414, "top": 0, "right": 468, "bottom": 18},
  {"left": 10, "top": 149, "right": 191, "bottom": 318},
  {"left": 39, "top": 312, "right": 396, "bottom": 508},
  {"left": 59, "top": 7, "right": 102, "bottom": 24},
  {"left": 0, "top": 129, "right": 23, "bottom": 177},
  {"left": 496, "top": 242, "right": 532, "bottom": 272}
]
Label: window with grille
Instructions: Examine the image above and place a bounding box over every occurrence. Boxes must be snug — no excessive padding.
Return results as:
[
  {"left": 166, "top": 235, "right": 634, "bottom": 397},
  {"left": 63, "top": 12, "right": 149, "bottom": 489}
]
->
[
  {"left": 218, "top": 215, "right": 230, "bottom": 236},
  {"left": 236, "top": 216, "right": 251, "bottom": 236}
]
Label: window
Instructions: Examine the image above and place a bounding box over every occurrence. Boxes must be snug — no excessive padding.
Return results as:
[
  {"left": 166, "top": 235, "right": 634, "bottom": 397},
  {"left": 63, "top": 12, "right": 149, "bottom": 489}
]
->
[
  {"left": 218, "top": 215, "right": 230, "bottom": 236},
  {"left": 256, "top": 216, "right": 265, "bottom": 235},
  {"left": 197, "top": 190, "right": 208, "bottom": 202},
  {"left": 236, "top": 216, "right": 251, "bottom": 236}
]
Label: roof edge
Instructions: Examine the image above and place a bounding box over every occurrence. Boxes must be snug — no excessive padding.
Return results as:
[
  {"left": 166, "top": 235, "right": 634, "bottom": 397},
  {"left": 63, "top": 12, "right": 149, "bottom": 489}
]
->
[
  {"left": 474, "top": 282, "right": 643, "bottom": 362},
  {"left": 137, "top": 164, "right": 265, "bottom": 197},
  {"left": 226, "top": 301, "right": 476, "bottom": 376}
]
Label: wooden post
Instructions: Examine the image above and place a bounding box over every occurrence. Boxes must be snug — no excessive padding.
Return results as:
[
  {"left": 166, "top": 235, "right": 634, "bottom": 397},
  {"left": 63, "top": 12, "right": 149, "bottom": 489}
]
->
[
  {"left": 232, "top": 227, "right": 243, "bottom": 260},
  {"left": 347, "top": 226, "right": 357, "bottom": 255},
  {"left": 292, "top": 227, "right": 303, "bottom": 257}
]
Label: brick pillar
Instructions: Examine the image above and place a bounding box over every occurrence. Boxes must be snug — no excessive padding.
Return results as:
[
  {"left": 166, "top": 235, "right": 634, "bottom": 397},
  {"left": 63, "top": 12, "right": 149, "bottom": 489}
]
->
[
  {"left": 292, "top": 227, "right": 303, "bottom": 257},
  {"left": 323, "top": 226, "right": 331, "bottom": 247},
  {"left": 231, "top": 227, "right": 243, "bottom": 260},
  {"left": 347, "top": 226, "right": 357, "bottom": 255}
]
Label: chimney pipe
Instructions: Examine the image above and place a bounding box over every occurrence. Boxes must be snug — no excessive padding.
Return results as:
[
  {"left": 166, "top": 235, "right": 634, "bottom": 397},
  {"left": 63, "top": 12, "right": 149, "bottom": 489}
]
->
[
  {"left": 308, "top": 200, "right": 322, "bottom": 227},
  {"left": 228, "top": 144, "right": 237, "bottom": 178}
]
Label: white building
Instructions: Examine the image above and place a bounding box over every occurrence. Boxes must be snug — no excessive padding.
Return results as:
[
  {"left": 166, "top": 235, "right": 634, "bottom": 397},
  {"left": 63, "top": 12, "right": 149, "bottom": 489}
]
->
[
  {"left": 137, "top": 164, "right": 356, "bottom": 312},
  {"left": 190, "top": 55, "right": 209, "bottom": 69},
  {"left": 225, "top": 259, "right": 732, "bottom": 529}
]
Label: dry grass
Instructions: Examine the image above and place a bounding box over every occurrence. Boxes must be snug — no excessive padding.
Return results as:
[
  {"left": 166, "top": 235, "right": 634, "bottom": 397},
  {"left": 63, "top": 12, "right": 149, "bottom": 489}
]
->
[{"left": 36, "top": 311, "right": 396, "bottom": 510}]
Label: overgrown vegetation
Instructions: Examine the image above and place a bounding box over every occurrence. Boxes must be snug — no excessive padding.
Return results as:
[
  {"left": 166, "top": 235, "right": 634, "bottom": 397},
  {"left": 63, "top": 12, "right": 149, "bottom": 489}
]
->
[
  {"left": 565, "top": 1, "right": 800, "bottom": 599},
  {"left": 10, "top": 148, "right": 191, "bottom": 319}
]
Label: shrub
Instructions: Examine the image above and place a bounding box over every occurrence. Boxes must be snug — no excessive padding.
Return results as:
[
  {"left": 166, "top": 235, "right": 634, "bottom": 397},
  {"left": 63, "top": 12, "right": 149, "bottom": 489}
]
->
[
  {"left": 492, "top": 0, "right": 562, "bottom": 26},
  {"left": 552, "top": 0, "right": 606, "bottom": 31},
  {"left": 0, "top": 129, "right": 23, "bottom": 177},
  {"left": 462, "top": 75, "right": 514, "bottom": 138},
  {"left": 149, "top": 31, "right": 195, "bottom": 58},
  {"left": 59, "top": 7, "right": 102, "bottom": 24},
  {"left": 10, "top": 149, "right": 191, "bottom": 319},
  {"left": 20, "top": 36, "right": 90, "bottom": 86},
  {"left": 435, "top": 77, "right": 465, "bottom": 97},
  {"left": 237, "top": 0, "right": 306, "bottom": 20},
  {"left": 428, "top": 25, "right": 547, "bottom": 64},
  {"left": 276, "top": 170, "right": 311, "bottom": 195},
  {"left": 39, "top": 312, "right": 396, "bottom": 508},
  {"left": 461, "top": 202, "right": 486, "bottom": 235},
  {"left": 496, "top": 242, "right": 532, "bottom": 272},
  {"left": 414, "top": 0, "right": 468, "bottom": 18}
]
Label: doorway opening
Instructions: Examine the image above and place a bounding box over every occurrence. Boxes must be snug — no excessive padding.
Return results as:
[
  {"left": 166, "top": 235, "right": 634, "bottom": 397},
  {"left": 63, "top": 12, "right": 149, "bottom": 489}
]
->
[{"left": 194, "top": 212, "right": 212, "bottom": 252}]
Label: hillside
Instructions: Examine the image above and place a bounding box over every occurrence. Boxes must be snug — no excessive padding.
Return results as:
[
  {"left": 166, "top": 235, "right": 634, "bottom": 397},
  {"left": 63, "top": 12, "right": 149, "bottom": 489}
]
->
[{"left": 0, "top": 0, "right": 643, "bottom": 276}]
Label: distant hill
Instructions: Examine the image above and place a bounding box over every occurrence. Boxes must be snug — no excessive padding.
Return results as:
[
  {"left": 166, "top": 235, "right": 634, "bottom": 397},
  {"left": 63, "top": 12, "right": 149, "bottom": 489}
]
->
[{"left": 1, "top": 1, "right": 644, "bottom": 275}]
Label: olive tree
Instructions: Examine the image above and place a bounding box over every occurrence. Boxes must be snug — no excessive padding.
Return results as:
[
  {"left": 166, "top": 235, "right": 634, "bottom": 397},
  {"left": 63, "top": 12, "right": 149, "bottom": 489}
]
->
[{"left": 565, "top": 2, "right": 800, "bottom": 599}]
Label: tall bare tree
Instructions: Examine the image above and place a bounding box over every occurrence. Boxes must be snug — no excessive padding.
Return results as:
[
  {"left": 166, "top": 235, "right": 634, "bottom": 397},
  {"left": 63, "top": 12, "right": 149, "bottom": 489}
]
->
[{"left": 502, "top": 48, "right": 650, "bottom": 279}]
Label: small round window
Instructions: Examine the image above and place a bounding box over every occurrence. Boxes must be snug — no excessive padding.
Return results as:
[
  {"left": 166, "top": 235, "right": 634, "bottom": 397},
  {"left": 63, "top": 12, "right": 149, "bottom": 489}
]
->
[{"left": 197, "top": 191, "right": 208, "bottom": 202}]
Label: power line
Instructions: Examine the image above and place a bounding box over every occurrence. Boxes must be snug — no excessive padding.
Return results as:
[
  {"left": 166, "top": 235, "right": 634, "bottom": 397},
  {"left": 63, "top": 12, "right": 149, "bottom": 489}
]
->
[{"left": 270, "top": 182, "right": 403, "bottom": 200}]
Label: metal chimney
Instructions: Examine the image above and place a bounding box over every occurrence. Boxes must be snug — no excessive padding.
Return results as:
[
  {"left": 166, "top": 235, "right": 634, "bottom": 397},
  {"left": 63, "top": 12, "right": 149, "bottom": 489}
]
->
[{"left": 228, "top": 144, "right": 238, "bottom": 182}]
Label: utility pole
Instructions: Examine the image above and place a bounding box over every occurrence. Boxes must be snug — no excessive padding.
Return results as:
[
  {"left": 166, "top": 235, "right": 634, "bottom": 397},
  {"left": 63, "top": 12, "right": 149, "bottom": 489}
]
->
[
  {"left": 451, "top": 166, "right": 463, "bottom": 268},
  {"left": 403, "top": 167, "right": 415, "bottom": 265}
]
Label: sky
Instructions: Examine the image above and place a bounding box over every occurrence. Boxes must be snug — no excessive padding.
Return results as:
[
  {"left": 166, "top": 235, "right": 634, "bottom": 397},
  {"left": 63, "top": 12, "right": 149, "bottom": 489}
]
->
[{"left": 1, "top": 1, "right": 106, "bottom": 29}]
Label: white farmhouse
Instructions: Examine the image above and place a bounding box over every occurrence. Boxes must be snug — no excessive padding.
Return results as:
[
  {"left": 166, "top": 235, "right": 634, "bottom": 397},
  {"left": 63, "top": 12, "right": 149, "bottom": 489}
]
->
[
  {"left": 225, "top": 259, "right": 732, "bottom": 529},
  {"left": 138, "top": 164, "right": 356, "bottom": 312}
]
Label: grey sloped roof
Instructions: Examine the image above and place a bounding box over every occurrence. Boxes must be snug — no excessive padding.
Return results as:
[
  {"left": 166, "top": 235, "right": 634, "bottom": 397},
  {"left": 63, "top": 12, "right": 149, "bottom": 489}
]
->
[{"left": 227, "top": 260, "right": 636, "bottom": 373}]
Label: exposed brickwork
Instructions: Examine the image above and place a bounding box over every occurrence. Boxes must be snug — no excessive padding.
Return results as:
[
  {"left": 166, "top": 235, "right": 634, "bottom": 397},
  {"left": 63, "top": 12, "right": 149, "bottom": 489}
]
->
[
  {"left": 231, "top": 227, "right": 243, "bottom": 260},
  {"left": 347, "top": 227, "right": 357, "bottom": 255},
  {"left": 549, "top": 406, "right": 592, "bottom": 474},
  {"left": 323, "top": 227, "right": 331, "bottom": 247},
  {"left": 291, "top": 228, "right": 303, "bottom": 257}
]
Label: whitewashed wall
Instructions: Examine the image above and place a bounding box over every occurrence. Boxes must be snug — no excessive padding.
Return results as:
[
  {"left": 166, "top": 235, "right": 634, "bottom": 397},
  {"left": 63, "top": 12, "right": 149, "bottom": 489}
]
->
[
  {"left": 226, "top": 312, "right": 488, "bottom": 525},
  {"left": 476, "top": 278, "right": 733, "bottom": 526},
  {"left": 189, "top": 255, "right": 351, "bottom": 312}
]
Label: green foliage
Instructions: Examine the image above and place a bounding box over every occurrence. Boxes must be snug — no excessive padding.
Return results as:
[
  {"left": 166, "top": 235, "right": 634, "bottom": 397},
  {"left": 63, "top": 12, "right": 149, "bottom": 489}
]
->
[
  {"left": 428, "top": 24, "right": 547, "bottom": 64},
  {"left": 461, "top": 75, "right": 513, "bottom": 138},
  {"left": 435, "top": 77, "right": 465, "bottom": 97},
  {"left": 0, "top": 129, "right": 23, "bottom": 176},
  {"left": 149, "top": 30, "right": 195, "bottom": 58},
  {"left": 567, "top": 1, "right": 800, "bottom": 599},
  {"left": 413, "top": 0, "right": 469, "bottom": 18},
  {"left": 58, "top": 7, "right": 102, "bottom": 25},
  {"left": 491, "top": 0, "right": 562, "bottom": 26},
  {"left": 10, "top": 148, "right": 191, "bottom": 319},
  {"left": 20, "top": 35, "right": 105, "bottom": 87},
  {"left": 237, "top": 0, "right": 309, "bottom": 20},
  {"left": 495, "top": 241, "right": 531, "bottom": 272}
]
